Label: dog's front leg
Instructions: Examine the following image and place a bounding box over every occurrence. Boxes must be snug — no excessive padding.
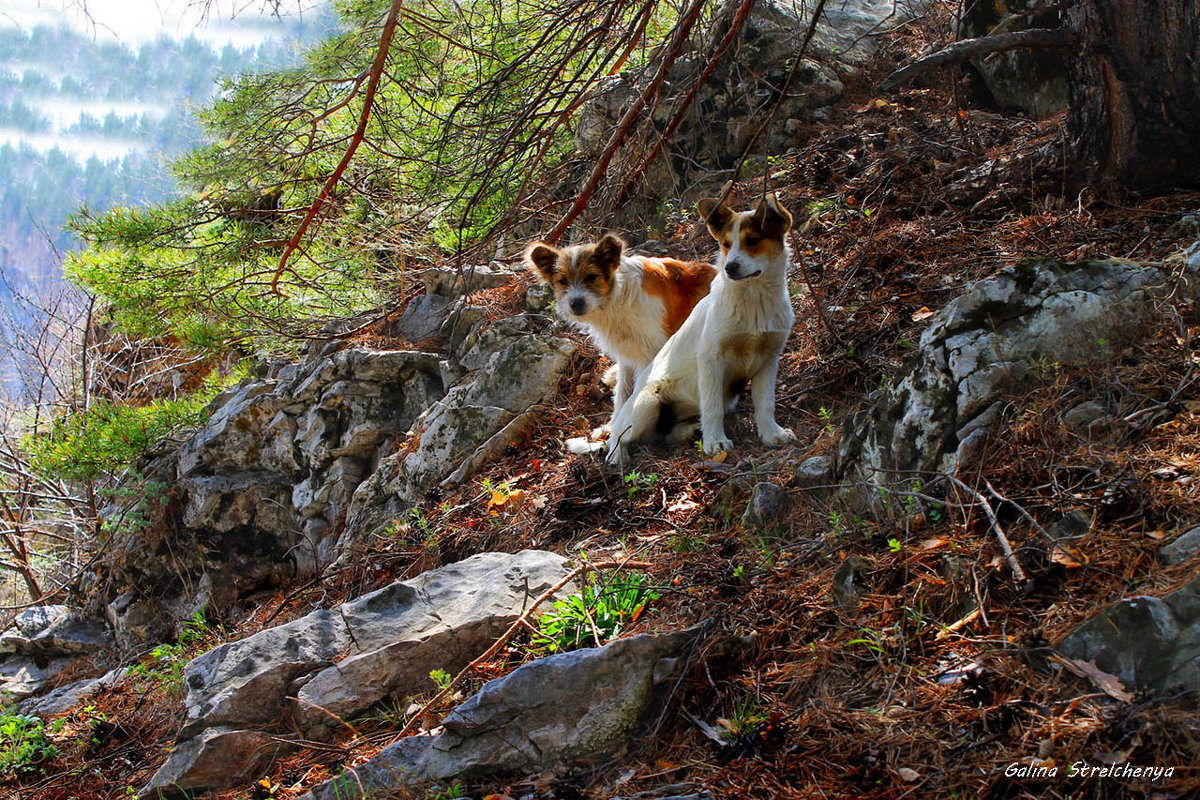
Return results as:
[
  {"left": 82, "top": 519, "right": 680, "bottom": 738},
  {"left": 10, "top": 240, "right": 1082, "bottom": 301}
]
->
[
  {"left": 752, "top": 355, "right": 796, "bottom": 446},
  {"left": 698, "top": 361, "right": 732, "bottom": 454},
  {"left": 611, "top": 362, "right": 635, "bottom": 421}
]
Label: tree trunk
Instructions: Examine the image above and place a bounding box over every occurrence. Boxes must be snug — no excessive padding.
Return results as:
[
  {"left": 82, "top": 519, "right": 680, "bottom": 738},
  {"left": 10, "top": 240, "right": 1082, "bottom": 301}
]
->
[{"left": 1066, "top": 0, "right": 1200, "bottom": 191}]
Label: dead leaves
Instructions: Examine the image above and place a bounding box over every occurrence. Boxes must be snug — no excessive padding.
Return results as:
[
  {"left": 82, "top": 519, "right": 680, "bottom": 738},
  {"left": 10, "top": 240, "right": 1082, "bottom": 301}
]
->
[{"left": 1051, "top": 654, "right": 1134, "bottom": 702}]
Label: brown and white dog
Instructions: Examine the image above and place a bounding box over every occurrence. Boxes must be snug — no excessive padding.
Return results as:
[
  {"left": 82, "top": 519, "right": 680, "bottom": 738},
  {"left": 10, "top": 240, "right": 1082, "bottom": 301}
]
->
[
  {"left": 525, "top": 234, "right": 715, "bottom": 425},
  {"left": 607, "top": 193, "right": 797, "bottom": 464}
]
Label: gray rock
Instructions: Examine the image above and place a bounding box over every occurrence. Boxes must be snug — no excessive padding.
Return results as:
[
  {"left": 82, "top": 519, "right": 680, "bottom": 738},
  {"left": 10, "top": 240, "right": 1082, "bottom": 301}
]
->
[
  {"left": 0, "top": 605, "right": 112, "bottom": 657},
  {"left": 1062, "top": 400, "right": 1109, "bottom": 431},
  {"left": 110, "top": 347, "right": 447, "bottom": 639},
  {"left": 418, "top": 264, "right": 512, "bottom": 298},
  {"left": 295, "top": 550, "right": 575, "bottom": 732},
  {"left": 150, "top": 552, "right": 574, "bottom": 797},
  {"left": 344, "top": 331, "right": 573, "bottom": 544},
  {"left": 1160, "top": 525, "right": 1200, "bottom": 566},
  {"left": 959, "top": 0, "right": 1068, "bottom": 120},
  {"left": 1057, "top": 577, "right": 1200, "bottom": 695},
  {"left": 140, "top": 727, "right": 284, "bottom": 800},
  {"left": 742, "top": 482, "right": 790, "bottom": 530},
  {"left": 0, "top": 654, "right": 74, "bottom": 700},
  {"left": 394, "top": 292, "right": 452, "bottom": 342},
  {"left": 791, "top": 455, "right": 832, "bottom": 490},
  {"left": 838, "top": 258, "right": 1200, "bottom": 507},
  {"left": 179, "top": 609, "right": 350, "bottom": 739},
  {"left": 304, "top": 629, "right": 699, "bottom": 800},
  {"left": 831, "top": 556, "right": 871, "bottom": 610},
  {"left": 575, "top": 1, "right": 910, "bottom": 205},
  {"left": 19, "top": 667, "right": 128, "bottom": 717},
  {"left": 525, "top": 282, "right": 555, "bottom": 313}
]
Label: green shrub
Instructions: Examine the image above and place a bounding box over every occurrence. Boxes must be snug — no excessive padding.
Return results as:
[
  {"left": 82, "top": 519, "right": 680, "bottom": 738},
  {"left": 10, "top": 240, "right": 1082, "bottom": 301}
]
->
[
  {"left": 535, "top": 570, "right": 660, "bottom": 653},
  {"left": 132, "top": 611, "right": 216, "bottom": 696},
  {"left": 0, "top": 714, "right": 57, "bottom": 776},
  {"left": 24, "top": 397, "right": 208, "bottom": 483}
]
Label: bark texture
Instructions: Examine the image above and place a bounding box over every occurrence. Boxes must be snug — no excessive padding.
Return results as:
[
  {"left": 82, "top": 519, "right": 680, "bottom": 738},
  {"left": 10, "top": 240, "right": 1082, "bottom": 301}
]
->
[{"left": 1066, "top": 0, "right": 1200, "bottom": 190}]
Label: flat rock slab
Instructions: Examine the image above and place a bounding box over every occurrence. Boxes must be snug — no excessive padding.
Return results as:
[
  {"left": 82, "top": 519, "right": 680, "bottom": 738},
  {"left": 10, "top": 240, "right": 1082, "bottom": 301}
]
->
[
  {"left": 1057, "top": 577, "right": 1200, "bottom": 695},
  {"left": 144, "top": 550, "right": 573, "bottom": 799},
  {"left": 304, "top": 629, "right": 699, "bottom": 800}
]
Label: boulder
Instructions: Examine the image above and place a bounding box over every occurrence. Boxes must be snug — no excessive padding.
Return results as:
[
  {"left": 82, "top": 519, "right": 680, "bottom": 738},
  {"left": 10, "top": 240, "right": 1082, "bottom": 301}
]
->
[
  {"left": 145, "top": 551, "right": 574, "bottom": 798},
  {"left": 838, "top": 258, "right": 1200, "bottom": 506},
  {"left": 141, "top": 727, "right": 283, "bottom": 800},
  {"left": 0, "top": 605, "right": 113, "bottom": 700},
  {"left": 958, "top": 0, "right": 1068, "bottom": 120},
  {"left": 304, "top": 629, "right": 699, "bottom": 800},
  {"left": 1057, "top": 577, "right": 1200, "bottom": 695},
  {"left": 108, "top": 347, "right": 446, "bottom": 640},
  {"left": 575, "top": 0, "right": 913, "bottom": 203},
  {"left": 0, "top": 605, "right": 111, "bottom": 656},
  {"left": 343, "top": 327, "right": 573, "bottom": 544},
  {"left": 19, "top": 667, "right": 128, "bottom": 718}
]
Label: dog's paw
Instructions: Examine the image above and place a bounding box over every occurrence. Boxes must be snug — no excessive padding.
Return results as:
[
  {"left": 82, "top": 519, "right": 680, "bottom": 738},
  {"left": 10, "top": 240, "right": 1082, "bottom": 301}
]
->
[
  {"left": 761, "top": 426, "right": 798, "bottom": 446},
  {"left": 703, "top": 436, "right": 732, "bottom": 455}
]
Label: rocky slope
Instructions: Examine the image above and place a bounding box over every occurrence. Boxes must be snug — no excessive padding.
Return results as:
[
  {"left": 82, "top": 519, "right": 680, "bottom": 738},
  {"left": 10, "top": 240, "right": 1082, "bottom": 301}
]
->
[{"left": 3, "top": 2, "right": 1200, "bottom": 799}]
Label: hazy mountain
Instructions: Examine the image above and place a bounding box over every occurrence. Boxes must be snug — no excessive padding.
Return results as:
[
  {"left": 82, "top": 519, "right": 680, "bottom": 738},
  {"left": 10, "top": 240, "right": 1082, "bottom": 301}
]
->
[{"left": 0, "top": 8, "right": 336, "bottom": 398}]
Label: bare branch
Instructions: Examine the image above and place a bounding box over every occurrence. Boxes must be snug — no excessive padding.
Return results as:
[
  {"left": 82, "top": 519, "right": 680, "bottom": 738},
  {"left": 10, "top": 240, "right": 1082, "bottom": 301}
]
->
[{"left": 878, "top": 28, "right": 1076, "bottom": 92}]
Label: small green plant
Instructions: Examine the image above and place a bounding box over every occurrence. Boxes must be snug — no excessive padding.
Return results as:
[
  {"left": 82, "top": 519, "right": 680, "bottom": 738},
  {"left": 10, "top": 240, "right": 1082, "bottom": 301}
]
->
[
  {"left": 535, "top": 570, "right": 660, "bottom": 653},
  {"left": 133, "top": 610, "right": 215, "bottom": 696},
  {"left": 827, "top": 510, "right": 846, "bottom": 538},
  {"left": 670, "top": 530, "right": 704, "bottom": 553},
  {"left": 622, "top": 470, "right": 659, "bottom": 499},
  {"left": 430, "top": 782, "right": 465, "bottom": 800},
  {"left": 428, "top": 668, "right": 453, "bottom": 690},
  {"left": 0, "top": 714, "right": 58, "bottom": 776},
  {"left": 721, "top": 694, "right": 768, "bottom": 743},
  {"left": 818, "top": 406, "right": 835, "bottom": 436},
  {"left": 409, "top": 507, "right": 433, "bottom": 537},
  {"left": 888, "top": 537, "right": 903, "bottom": 553}
]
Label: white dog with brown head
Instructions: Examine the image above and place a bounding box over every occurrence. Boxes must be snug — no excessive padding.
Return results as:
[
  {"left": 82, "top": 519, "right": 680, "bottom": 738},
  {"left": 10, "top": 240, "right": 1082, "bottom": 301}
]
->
[
  {"left": 607, "top": 192, "right": 797, "bottom": 464},
  {"left": 525, "top": 234, "right": 714, "bottom": 427}
]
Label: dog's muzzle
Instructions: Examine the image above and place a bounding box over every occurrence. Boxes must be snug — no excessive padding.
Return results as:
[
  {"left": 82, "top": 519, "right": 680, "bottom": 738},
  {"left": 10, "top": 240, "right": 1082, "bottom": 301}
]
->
[{"left": 725, "top": 260, "right": 762, "bottom": 281}]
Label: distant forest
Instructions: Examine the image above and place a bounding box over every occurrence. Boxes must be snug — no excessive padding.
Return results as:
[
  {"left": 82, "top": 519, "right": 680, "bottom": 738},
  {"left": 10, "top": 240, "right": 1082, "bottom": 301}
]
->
[{"left": 0, "top": 14, "right": 334, "bottom": 396}]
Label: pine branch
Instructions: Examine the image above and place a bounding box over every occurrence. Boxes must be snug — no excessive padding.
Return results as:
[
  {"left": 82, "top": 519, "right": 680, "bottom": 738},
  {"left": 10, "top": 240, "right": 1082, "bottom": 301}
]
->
[{"left": 271, "top": 0, "right": 403, "bottom": 295}]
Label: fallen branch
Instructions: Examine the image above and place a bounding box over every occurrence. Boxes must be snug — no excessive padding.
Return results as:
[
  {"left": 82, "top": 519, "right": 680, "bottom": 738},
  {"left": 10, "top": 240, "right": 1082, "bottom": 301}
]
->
[
  {"left": 389, "top": 557, "right": 652, "bottom": 742},
  {"left": 271, "top": 0, "right": 403, "bottom": 294},
  {"left": 877, "top": 28, "right": 1076, "bottom": 92},
  {"left": 935, "top": 607, "right": 982, "bottom": 640},
  {"left": 948, "top": 475, "right": 1030, "bottom": 593}
]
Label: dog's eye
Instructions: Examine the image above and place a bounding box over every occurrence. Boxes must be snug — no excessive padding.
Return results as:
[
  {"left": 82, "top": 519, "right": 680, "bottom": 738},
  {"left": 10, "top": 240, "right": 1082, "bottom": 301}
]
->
[
  {"left": 556, "top": 277, "right": 568, "bottom": 286},
  {"left": 721, "top": 239, "right": 732, "bottom": 248},
  {"left": 583, "top": 274, "right": 599, "bottom": 283},
  {"left": 743, "top": 235, "right": 762, "bottom": 247}
]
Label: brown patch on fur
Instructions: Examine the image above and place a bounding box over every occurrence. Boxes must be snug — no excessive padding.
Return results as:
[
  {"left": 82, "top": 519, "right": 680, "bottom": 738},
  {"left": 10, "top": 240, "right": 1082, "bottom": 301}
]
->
[
  {"left": 698, "top": 193, "right": 793, "bottom": 258},
  {"left": 640, "top": 257, "right": 717, "bottom": 335},
  {"left": 525, "top": 242, "right": 560, "bottom": 281}
]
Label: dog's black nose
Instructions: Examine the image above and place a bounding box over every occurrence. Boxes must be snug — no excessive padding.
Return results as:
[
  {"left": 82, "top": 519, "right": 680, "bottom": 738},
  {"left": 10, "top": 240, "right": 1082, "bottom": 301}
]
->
[
  {"left": 725, "top": 260, "right": 743, "bottom": 279},
  {"left": 569, "top": 297, "right": 587, "bottom": 314}
]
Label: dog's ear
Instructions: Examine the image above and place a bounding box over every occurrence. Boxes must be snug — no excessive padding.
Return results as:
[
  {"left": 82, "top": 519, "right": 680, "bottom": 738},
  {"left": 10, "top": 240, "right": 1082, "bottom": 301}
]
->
[
  {"left": 754, "top": 192, "right": 793, "bottom": 238},
  {"left": 524, "top": 242, "right": 560, "bottom": 282},
  {"left": 593, "top": 233, "right": 625, "bottom": 273},
  {"left": 698, "top": 197, "right": 733, "bottom": 238}
]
